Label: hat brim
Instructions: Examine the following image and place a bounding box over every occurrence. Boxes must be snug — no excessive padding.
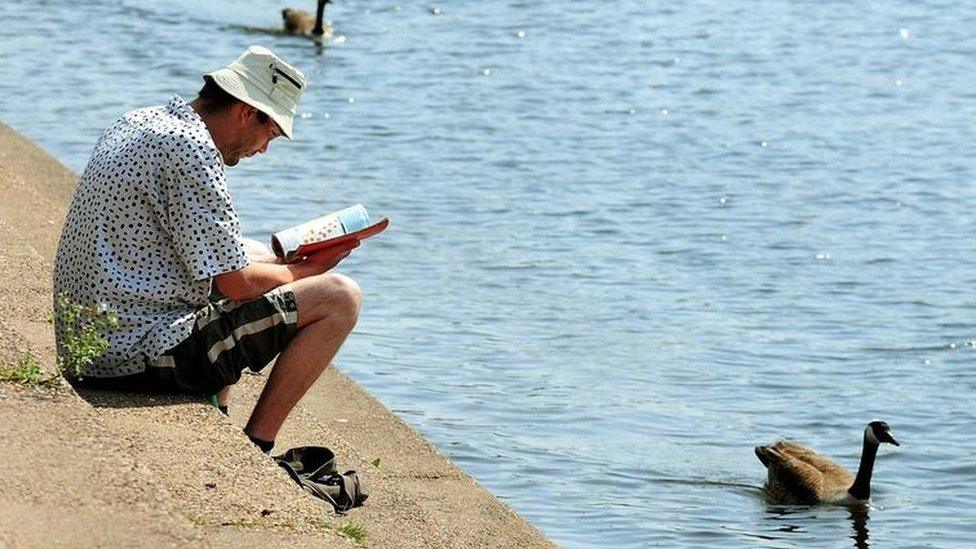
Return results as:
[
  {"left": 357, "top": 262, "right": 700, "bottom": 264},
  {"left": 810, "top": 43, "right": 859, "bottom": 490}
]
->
[{"left": 206, "top": 69, "right": 296, "bottom": 139}]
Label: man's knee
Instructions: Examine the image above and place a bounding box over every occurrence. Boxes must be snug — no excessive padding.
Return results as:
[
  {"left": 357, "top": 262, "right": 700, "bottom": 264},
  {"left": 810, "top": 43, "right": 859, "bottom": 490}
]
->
[
  {"left": 324, "top": 273, "right": 361, "bottom": 323},
  {"left": 296, "top": 273, "right": 361, "bottom": 328}
]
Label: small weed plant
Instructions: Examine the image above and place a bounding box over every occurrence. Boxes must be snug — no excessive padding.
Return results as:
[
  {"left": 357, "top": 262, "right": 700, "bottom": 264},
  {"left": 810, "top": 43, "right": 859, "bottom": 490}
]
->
[
  {"left": 55, "top": 295, "right": 118, "bottom": 379},
  {"left": 0, "top": 353, "right": 51, "bottom": 386},
  {"left": 336, "top": 521, "right": 367, "bottom": 544},
  {"left": 311, "top": 517, "right": 367, "bottom": 544},
  {"left": 1, "top": 296, "right": 117, "bottom": 387}
]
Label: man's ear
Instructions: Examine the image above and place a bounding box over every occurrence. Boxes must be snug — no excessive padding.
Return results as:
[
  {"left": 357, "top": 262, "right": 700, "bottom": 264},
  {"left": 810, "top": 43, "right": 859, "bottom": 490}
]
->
[{"left": 236, "top": 102, "right": 257, "bottom": 124}]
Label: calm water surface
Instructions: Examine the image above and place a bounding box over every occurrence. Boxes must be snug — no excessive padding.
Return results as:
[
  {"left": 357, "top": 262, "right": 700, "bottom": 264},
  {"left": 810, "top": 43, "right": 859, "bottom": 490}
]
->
[{"left": 3, "top": 1, "right": 976, "bottom": 546}]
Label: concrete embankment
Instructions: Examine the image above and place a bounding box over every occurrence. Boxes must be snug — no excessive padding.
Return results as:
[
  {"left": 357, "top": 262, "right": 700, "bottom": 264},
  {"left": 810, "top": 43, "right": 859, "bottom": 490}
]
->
[{"left": 0, "top": 120, "right": 552, "bottom": 548}]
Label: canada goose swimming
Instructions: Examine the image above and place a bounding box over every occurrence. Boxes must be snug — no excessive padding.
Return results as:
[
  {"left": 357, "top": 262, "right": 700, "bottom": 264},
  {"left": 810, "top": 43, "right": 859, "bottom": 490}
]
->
[
  {"left": 282, "top": 0, "right": 332, "bottom": 44},
  {"left": 755, "top": 421, "right": 899, "bottom": 505}
]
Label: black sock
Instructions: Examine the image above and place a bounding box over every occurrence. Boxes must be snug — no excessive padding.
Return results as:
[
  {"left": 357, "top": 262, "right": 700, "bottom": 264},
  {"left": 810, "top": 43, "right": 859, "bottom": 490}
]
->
[
  {"left": 247, "top": 433, "right": 275, "bottom": 454},
  {"left": 218, "top": 405, "right": 228, "bottom": 416}
]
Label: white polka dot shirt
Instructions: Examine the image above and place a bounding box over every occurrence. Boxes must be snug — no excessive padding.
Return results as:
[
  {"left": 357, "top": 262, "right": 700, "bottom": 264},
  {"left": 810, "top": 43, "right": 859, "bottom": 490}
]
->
[{"left": 53, "top": 96, "right": 248, "bottom": 377}]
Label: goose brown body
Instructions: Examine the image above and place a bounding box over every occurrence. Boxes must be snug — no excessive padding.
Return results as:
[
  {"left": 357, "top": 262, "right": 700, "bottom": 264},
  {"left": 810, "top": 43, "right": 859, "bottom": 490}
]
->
[
  {"left": 755, "top": 441, "right": 855, "bottom": 504},
  {"left": 755, "top": 422, "right": 899, "bottom": 505},
  {"left": 282, "top": 8, "right": 316, "bottom": 35},
  {"left": 282, "top": 0, "right": 332, "bottom": 42}
]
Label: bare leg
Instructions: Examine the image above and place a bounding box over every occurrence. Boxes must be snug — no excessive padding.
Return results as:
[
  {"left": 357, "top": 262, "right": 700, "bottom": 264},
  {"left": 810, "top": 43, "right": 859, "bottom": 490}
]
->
[
  {"left": 216, "top": 385, "right": 232, "bottom": 407},
  {"left": 244, "top": 272, "right": 361, "bottom": 442}
]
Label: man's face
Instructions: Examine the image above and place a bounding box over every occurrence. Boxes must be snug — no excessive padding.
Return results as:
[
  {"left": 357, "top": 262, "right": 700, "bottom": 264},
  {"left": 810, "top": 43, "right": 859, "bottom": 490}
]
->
[{"left": 224, "top": 106, "right": 283, "bottom": 167}]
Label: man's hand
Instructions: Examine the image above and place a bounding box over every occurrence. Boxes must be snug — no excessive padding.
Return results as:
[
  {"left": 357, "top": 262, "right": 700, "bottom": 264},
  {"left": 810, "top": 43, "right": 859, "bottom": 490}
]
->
[{"left": 299, "top": 240, "right": 360, "bottom": 274}]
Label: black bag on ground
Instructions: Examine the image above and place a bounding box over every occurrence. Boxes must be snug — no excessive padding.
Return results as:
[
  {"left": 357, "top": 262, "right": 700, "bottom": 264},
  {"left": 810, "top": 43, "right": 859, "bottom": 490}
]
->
[{"left": 274, "top": 446, "right": 368, "bottom": 513}]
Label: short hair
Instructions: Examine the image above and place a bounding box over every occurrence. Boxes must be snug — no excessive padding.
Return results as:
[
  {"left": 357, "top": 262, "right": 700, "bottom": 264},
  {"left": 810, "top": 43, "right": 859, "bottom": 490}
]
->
[{"left": 196, "top": 76, "right": 270, "bottom": 123}]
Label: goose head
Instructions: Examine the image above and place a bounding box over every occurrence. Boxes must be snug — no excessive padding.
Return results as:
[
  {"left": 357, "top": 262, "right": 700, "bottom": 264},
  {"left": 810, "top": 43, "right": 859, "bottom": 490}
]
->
[{"left": 865, "top": 421, "right": 899, "bottom": 446}]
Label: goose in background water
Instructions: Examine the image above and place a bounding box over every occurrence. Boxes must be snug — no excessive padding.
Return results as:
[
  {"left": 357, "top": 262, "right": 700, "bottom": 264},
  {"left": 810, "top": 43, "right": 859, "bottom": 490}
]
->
[
  {"left": 282, "top": 0, "right": 332, "bottom": 44},
  {"left": 755, "top": 421, "right": 899, "bottom": 505}
]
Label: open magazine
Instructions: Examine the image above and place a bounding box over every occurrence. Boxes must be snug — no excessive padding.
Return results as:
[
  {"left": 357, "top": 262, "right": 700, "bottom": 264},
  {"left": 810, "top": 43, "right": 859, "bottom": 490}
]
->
[{"left": 271, "top": 204, "right": 389, "bottom": 263}]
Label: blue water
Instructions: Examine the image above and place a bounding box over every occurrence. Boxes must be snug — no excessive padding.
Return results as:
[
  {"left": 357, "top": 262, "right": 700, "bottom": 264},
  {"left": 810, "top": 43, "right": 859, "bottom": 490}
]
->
[{"left": 3, "top": 0, "right": 976, "bottom": 546}]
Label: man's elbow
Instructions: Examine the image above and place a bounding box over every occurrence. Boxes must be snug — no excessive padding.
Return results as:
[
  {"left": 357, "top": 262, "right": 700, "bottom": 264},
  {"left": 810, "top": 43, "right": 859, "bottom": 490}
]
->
[{"left": 213, "top": 271, "right": 254, "bottom": 302}]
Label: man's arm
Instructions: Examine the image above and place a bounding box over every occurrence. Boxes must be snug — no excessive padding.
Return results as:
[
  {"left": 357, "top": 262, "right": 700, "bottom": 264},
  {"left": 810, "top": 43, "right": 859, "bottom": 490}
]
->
[{"left": 214, "top": 240, "right": 359, "bottom": 302}]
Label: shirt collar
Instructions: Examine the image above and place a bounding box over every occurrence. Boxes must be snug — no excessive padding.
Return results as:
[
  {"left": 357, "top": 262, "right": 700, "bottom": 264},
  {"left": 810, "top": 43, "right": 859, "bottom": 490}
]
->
[
  {"left": 166, "top": 95, "right": 206, "bottom": 128},
  {"left": 166, "top": 94, "right": 224, "bottom": 163}
]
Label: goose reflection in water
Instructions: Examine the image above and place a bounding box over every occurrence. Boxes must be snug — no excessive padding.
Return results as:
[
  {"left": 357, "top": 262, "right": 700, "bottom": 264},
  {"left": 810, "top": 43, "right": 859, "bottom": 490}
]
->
[
  {"left": 760, "top": 505, "right": 872, "bottom": 549},
  {"left": 848, "top": 506, "right": 870, "bottom": 549}
]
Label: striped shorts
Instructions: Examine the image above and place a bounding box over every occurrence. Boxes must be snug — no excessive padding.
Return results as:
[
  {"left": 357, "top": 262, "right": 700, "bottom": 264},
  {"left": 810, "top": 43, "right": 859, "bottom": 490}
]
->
[
  {"left": 80, "top": 288, "right": 300, "bottom": 395},
  {"left": 150, "top": 288, "right": 300, "bottom": 395}
]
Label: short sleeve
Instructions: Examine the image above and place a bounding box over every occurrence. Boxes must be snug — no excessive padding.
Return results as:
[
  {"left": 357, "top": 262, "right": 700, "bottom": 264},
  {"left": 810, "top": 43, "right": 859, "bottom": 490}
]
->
[{"left": 161, "top": 136, "right": 248, "bottom": 281}]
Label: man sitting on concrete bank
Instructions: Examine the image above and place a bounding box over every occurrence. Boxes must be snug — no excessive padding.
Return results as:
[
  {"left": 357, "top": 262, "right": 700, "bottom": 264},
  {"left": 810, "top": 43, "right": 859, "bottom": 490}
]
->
[{"left": 53, "top": 45, "right": 361, "bottom": 454}]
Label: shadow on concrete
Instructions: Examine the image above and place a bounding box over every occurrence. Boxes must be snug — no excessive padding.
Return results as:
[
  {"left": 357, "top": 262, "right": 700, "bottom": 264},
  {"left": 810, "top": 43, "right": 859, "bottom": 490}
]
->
[
  {"left": 69, "top": 370, "right": 267, "bottom": 409},
  {"left": 71, "top": 383, "right": 205, "bottom": 409}
]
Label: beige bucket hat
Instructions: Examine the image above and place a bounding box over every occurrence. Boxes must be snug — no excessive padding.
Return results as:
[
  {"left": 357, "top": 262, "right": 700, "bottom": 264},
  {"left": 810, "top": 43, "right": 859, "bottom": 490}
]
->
[{"left": 207, "top": 45, "right": 308, "bottom": 138}]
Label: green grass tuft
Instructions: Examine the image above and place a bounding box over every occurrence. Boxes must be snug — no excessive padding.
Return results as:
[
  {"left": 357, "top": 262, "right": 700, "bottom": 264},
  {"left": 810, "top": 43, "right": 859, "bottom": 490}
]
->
[
  {"left": 311, "top": 517, "right": 368, "bottom": 544},
  {"left": 0, "top": 354, "right": 54, "bottom": 386},
  {"left": 185, "top": 514, "right": 206, "bottom": 526},
  {"left": 335, "top": 521, "right": 367, "bottom": 544},
  {"left": 54, "top": 295, "right": 118, "bottom": 379}
]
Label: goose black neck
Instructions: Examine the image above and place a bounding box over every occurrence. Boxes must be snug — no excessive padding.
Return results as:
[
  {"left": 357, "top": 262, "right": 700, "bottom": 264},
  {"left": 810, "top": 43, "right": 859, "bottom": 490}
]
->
[
  {"left": 848, "top": 434, "right": 879, "bottom": 500},
  {"left": 313, "top": 0, "right": 326, "bottom": 36}
]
